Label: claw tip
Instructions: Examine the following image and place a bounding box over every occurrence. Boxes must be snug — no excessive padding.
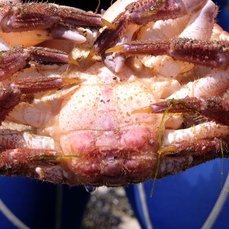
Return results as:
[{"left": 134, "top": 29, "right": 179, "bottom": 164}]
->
[
  {"left": 105, "top": 45, "right": 124, "bottom": 54},
  {"left": 101, "top": 18, "right": 116, "bottom": 29},
  {"left": 68, "top": 53, "right": 80, "bottom": 66},
  {"left": 132, "top": 106, "right": 153, "bottom": 114},
  {"left": 158, "top": 145, "right": 177, "bottom": 155}
]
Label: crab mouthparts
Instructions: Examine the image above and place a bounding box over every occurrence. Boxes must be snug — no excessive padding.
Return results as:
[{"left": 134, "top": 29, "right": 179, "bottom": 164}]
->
[{"left": 60, "top": 147, "right": 158, "bottom": 187}]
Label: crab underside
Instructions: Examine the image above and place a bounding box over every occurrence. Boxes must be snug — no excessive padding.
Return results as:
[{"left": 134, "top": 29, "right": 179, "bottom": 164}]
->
[{"left": 0, "top": 0, "right": 229, "bottom": 187}]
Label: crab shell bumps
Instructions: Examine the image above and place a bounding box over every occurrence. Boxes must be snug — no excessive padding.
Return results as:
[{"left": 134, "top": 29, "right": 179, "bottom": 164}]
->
[{"left": 0, "top": 0, "right": 229, "bottom": 187}]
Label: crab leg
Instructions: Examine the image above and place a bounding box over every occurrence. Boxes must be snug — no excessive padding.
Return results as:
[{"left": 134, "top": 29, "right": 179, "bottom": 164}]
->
[
  {"left": 0, "top": 137, "right": 229, "bottom": 186},
  {"left": 0, "top": 2, "right": 104, "bottom": 32},
  {"left": 149, "top": 97, "right": 229, "bottom": 126},
  {"left": 0, "top": 46, "right": 69, "bottom": 80},
  {"left": 158, "top": 137, "right": 229, "bottom": 178},
  {"left": 0, "top": 76, "right": 66, "bottom": 123},
  {"left": 11, "top": 77, "right": 68, "bottom": 94},
  {"left": 0, "top": 149, "right": 64, "bottom": 183},
  {"left": 106, "top": 38, "right": 229, "bottom": 70},
  {"left": 0, "top": 2, "right": 108, "bottom": 45}
]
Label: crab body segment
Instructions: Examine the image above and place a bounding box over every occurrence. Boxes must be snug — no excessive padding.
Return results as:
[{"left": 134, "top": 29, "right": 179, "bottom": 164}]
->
[{"left": 0, "top": 0, "right": 229, "bottom": 187}]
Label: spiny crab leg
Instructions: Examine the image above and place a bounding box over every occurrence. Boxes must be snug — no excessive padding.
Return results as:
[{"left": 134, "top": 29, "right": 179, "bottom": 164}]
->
[
  {"left": 158, "top": 137, "right": 229, "bottom": 178},
  {"left": 0, "top": 2, "right": 110, "bottom": 44},
  {"left": 106, "top": 38, "right": 229, "bottom": 70},
  {"left": 0, "top": 149, "right": 63, "bottom": 183},
  {"left": 149, "top": 97, "right": 229, "bottom": 126},
  {"left": 11, "top": 77, "right": 67, "bottom": 94},
  {"left": 0, "top": 46, "right": 69, "bottom": 80},
  {"left": 0, "top": 2, "right": 104, "bottom": 32},
  {"left": 0, "top": 137, "right": 229, "bottom": 185}
]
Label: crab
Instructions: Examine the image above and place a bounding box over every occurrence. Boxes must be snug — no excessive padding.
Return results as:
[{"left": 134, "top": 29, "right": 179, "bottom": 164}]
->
[{"left": 0, "top": 0, "right": 229, "bottom": 188}]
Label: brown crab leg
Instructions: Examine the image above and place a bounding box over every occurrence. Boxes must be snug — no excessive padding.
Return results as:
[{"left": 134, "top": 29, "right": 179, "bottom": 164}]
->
[
  {"left": 11, "top": 77, "right": 67, "bottom": 94},
  {"left": 0, "top": 148, "right": 65, "bottom": 183},
  {"left": 106, "top": 38, "right": 229, "bottom": 70},
  {"left": 147, "top": 97, "right": 229, "bottom": 126},
  {"left": 0, "top": 2, "right": 104, "bottom": 33},
  {"left": 0, "top": 46, "right": 69, "bottom": 80},
  {"left": 28, "top": 47, "right": 69, "bottom": 64},
  {"left": 0, "top": 137, "right": 229, "bottom": 186},
  {"left": 158, "top": 137, "right": 229, "bottom": 178}
]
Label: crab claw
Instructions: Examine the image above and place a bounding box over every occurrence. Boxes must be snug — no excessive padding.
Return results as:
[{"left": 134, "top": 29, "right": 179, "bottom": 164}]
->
[{"left": 150, "top": 97, "right": 229, "bottom": 126}]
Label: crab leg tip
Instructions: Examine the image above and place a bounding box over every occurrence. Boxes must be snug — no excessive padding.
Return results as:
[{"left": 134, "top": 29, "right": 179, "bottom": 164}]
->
[
  {"left": 68, "top": 53, "right": 80, "bottom": 66},
  {"left": 158, "top": 145, "right": 177, "bottom": 155},
  {"left": 132, "top": 106, "right": 153, "bottom": 114},
  {"left": 85, "top": 47, "right": 96, "bottom": 65},
  {"left": 105, "top": 45, "right": 124, "bottom": 54},
  {"left": 62, "top": 78, "right": 81, "bottom": 85},
  {"left": 101, "top": 18, "right": 116, "bottom": 29}
]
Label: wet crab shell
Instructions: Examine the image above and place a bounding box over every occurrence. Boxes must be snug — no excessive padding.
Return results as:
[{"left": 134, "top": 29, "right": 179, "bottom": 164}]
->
[{"left": 0, "top": 0, "right": 229, "bottom": 187}]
